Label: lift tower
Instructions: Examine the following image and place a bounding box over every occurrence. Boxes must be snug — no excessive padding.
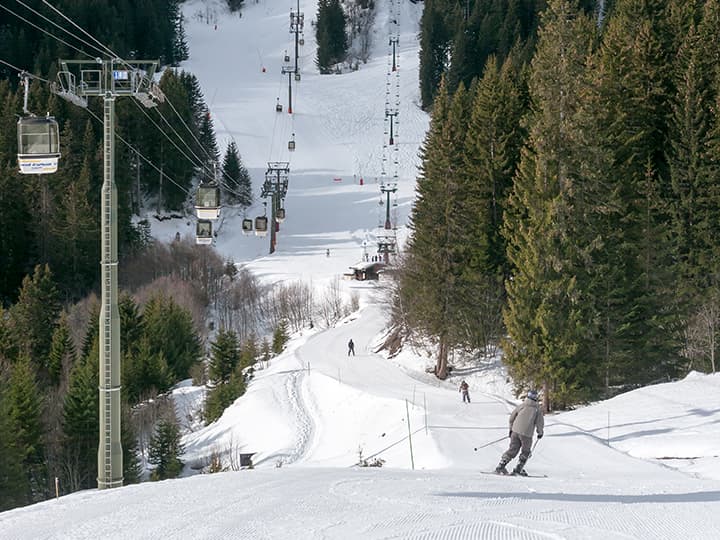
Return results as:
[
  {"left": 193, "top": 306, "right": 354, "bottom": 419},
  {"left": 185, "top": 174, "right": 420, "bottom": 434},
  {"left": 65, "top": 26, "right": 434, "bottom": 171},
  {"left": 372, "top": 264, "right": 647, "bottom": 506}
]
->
[
  {"left": 261, "top": 162, "right": 290, "bottom": 254},
  {"left": 53, "top": 58, "right": 163, "bottom": 489}
]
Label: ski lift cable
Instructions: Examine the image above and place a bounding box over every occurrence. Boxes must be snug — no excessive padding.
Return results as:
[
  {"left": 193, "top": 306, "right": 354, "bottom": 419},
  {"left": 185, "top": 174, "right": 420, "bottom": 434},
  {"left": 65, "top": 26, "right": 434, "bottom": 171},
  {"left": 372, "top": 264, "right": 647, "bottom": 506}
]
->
[
  {"left": 13, "top": 0, "right": 111, "bottom": 60},
  {"left": 1, "top": 57, "right": 191, "bottom": 197},
  {"left": 146, "top": 101, "right": 215, "bottom": 177},
  {"left": 132, "top": 100, "right": 245, "bottom": 198},
  {"left": 40, "top": 0, "right": 219, "bottom": 174},
  {"left": 0, "top": 58, "right": 51, "bottom": 84},
  {"left": 41, "top": 0, "right": 119, "bottom": 59},
  {"left": 83, "top": 106, "right": 191, "bottom": 196},
  {"left": 131, "top": 100, "right": 213, "bottom": 179},
  {"left": 0, "top": 3, "right": 97, "bottom": 60}
]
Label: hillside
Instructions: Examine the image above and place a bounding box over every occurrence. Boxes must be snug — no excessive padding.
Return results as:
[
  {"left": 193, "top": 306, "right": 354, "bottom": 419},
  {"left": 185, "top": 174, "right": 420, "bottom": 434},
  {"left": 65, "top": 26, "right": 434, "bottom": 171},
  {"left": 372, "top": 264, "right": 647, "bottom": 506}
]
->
[{"left": 2, "top": 0, "right": 720, "bottom": 538}]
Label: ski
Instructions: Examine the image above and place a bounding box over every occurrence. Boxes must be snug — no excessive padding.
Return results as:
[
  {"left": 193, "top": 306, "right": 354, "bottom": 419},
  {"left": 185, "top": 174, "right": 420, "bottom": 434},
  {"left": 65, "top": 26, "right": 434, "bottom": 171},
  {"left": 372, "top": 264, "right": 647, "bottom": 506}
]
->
[{"left": 480, "top": 471, "right": 548, "bottom": 478}]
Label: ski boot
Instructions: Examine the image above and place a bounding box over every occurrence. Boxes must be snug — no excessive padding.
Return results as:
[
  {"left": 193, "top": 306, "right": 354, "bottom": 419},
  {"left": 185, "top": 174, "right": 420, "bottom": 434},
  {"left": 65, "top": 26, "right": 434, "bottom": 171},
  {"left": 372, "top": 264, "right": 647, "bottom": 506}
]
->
[
  {"left": 494, "top": 465, "right": 508, "bottom": 475},
  {"left": 511, "top": 467, "right": 528, "bottom": 477}
]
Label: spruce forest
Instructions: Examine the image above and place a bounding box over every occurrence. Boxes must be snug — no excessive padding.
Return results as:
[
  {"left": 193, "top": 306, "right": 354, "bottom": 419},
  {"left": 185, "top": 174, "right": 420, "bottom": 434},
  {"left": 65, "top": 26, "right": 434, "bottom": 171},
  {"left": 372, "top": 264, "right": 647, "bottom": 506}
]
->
[
  {"left": 0, "top": 0, "right": 719, "bottom": 514},
  {"left": 401, "top": 0, "right": 720, "bottom": 409}
]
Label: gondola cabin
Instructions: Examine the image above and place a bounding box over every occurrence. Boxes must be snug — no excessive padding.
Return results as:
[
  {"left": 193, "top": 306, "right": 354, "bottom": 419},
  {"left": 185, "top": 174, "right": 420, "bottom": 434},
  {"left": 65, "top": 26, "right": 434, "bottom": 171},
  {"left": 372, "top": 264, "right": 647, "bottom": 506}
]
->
[
  {"left": 299, "top": 35, "right": 305, "bottom": 46},
  {"left": 255, "top": 215, "right": 268, "bottom": 237},
  {"left": 276, "top": 99, "right": 283, "bottom": 112},
  {"left": 17, "top": 116, "right": 61, "bottom": 174},
  {"left": 295, "top": 72, "right": 301, "bottom": 82},
  {"left": 242, "top": 218, "right": 253, "bottom": 235},
  {"left": 196, "top": 220, "right": 213, "bottom": 245},
  {"left": 276, "top": 207, "right": 286, "bottom": 222},
  {"left": 288, "top": 135, "right": 295, "bottom": 151},
  {"left": 195, "top": 184, "right": 221, "bottom": 220}
]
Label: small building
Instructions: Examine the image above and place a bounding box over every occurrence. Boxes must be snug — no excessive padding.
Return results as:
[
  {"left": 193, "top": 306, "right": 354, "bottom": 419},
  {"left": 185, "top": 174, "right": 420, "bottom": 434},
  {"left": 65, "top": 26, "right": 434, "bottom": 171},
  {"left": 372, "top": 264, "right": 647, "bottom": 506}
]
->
[
  {"left": 239, "top": 453, "right": 255, "bottom": 469},
  {"left": 347, "top": 261, "right": 385, "bottom": 281}
]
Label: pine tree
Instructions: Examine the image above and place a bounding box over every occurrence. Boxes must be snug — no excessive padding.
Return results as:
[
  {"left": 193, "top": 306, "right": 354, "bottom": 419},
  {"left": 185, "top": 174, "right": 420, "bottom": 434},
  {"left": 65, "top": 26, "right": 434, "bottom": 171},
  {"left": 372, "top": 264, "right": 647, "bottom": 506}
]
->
[
  {"left": 142, "top": 292, "right": 201, "bottom": 381},
  {"left": 0, "top": 396, "right": 27, "bottom": 510},
  {"left": 222, "top": 142, "right": 252, "bottom": 207},
  {"left": 272, "top": 320, "right": 290, "bottom": 355},
  {"left": 419, "top": 0, "right": 453, "bottom": 108},
  {"left": 315, "top": 0, "right": 348, "bottom": 73},
  {"left": 47, "top": 313, "right": 76, "bottom": 386},
  {"left": 400, "top": 80, "right": 475, "bottom": 378},
  {"left": 668, "top": 0, "right": 720, "bottom": 301},
  {"left": 61, "top": 346, "right": 99, "bottom": 491},
  {"left": 10, "top": 264, "right": 61, "bottom": 378},
  {"left": 123, "top": 338, "right": 171, "bottom": 404},
  {"left": 4, "top": 356, "right": 46, "bottom": 501},
  {"left": 209, "top": 329, "right": 241, "bottom": 384},
  {"left": 589, "top": 0, "right": 683, "bottom": 386},
  {"left": 148, "top": 418, "right": 184, "bottom": 480},
  {"left": 503, "top": 0, "right": 598, "bottom": 407}
]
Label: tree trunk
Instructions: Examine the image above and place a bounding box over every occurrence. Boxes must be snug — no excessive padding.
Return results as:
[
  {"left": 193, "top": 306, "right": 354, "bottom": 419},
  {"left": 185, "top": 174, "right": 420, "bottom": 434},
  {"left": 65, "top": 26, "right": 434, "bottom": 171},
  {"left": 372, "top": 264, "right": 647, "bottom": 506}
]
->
[{"left": 435, "top": 334, "right": 448, "bottom": 379}]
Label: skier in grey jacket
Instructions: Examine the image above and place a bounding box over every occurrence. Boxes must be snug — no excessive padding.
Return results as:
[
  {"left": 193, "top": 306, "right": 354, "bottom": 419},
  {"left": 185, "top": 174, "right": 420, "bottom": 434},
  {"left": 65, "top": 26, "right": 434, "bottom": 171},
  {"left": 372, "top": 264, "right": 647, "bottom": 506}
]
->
[{"left": 495, "top": 389, "right": 544, "bottom": 476}]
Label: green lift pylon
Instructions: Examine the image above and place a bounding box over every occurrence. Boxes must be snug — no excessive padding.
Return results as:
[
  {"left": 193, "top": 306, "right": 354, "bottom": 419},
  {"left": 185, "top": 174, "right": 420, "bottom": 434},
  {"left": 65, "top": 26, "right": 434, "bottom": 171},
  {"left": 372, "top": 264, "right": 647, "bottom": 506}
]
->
[{"left": 53, "top": 58, "right": 163, "bottom": 489}]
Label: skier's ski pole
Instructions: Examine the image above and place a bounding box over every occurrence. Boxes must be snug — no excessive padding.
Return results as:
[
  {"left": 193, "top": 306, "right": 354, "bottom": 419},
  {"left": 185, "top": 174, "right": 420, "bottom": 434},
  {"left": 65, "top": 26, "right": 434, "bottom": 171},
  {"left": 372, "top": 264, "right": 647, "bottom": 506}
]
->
[{"left": 473, "top": 435, "right": 507, "bottom": 451}]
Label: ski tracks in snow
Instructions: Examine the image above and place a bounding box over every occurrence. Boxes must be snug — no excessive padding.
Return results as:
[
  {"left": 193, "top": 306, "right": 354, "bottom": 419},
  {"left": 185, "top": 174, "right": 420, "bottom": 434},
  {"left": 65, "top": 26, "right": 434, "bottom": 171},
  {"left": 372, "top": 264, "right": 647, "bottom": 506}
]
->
[{"left": 280, "top": 361, "right": 318, "bottom": 465}]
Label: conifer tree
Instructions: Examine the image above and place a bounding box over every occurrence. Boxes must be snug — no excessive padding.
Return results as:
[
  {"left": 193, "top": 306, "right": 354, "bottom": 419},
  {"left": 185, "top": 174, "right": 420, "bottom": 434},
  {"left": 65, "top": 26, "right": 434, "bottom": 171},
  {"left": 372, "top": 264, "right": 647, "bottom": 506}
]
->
[
  {"left": 222, "top": 141, "right": 253, "bottom": 207},
  {"left": 123, "top": 338, "right": 171, "bottom": 404},
  {"left": 142, "top": 292, "right": 201, "bottom": 381},
  {"left": 589, "top": 0, "right": 683, "bottom": 385},
  {"left": 272, "top": 320, "right": 290, "bottom": 355},
  {"left": 315, "top": 0, "right": 348, "bottom": 73},
  {"left": 209, "top": 329, "right": 241, "bottom": 384},
  {"left": 47, "top": 313, "right": 76, "bottom": 386},
  {"left": 503, "top": 0, "right": 598, "bottom": 406},
  {"left": 401, "top": 80, "right": 475, "bottom": 378},
  {"left": 419, "top": 0, "right": 453, "bottom": 108},
  {"left": 148, "top": 418, "right": 184, "bottom": 480},
  {"left": 0, "top": 385, "right": 27, "bottom": 510},
  {"left": 4, "top": 356, "right": 46, "bottom": 501},
  {"left": 668, "top": 1, "right": 720, "bottom": 302},
  {"left": 10, "top": 264, "right": 61, "bottom": 377},
  {"left": 61, "top": 347, "right": 99, "bottom": 491}
]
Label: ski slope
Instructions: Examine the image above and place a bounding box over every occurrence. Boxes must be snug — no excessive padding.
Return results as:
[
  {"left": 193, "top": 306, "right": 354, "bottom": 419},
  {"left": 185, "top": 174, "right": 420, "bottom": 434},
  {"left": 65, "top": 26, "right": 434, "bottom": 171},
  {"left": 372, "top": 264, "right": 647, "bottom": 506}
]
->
[{"left": 3, "top": 0, "right": 720, "bottom": 538}]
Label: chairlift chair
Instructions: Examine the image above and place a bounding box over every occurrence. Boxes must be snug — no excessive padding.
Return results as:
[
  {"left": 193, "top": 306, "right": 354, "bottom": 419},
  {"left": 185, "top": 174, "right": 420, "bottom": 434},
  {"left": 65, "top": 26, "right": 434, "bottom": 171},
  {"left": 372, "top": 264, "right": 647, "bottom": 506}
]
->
[
  {"left": 196, "top": 220, "right": 213, "bottom": 245},
  {"left": 195, "top": 184, "right": 221, "bottom": 219},
  {"left": 17, "top": 116, "right": 61, "bottom": 174}
]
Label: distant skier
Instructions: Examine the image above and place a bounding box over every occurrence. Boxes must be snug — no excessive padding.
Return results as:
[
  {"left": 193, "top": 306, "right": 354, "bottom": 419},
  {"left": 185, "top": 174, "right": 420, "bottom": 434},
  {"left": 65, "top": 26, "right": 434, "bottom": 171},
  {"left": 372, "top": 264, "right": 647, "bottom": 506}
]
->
[
  {"left": 459, "top": 380, "right": 470, "bottom": 403},
  {"left": 347, "top": 339, "right": 355, "bottom": 356},
  {"left": 326, "top": 248, "right": 330, "bottom": 257},
  {"left": 495, "top": 389, "right": 544, "bottom": 476}
]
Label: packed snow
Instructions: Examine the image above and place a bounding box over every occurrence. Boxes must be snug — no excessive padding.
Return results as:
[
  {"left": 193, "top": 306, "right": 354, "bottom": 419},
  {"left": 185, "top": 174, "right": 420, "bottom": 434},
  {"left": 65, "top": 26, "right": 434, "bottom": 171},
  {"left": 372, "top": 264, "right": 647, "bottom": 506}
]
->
[{"left": 3, "top": 0, "right": 720, "bottom": 538}]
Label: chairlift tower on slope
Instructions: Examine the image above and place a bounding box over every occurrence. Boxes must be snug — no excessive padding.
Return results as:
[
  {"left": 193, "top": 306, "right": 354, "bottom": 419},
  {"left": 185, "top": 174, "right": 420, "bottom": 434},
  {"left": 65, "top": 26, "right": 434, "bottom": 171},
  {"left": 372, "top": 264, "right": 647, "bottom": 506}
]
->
[
  {"left": 261, "top": 162, "right": 290, "bottom": 254},
  {"left": 53, "top": 58, "right": 163, "bottom": 490}
]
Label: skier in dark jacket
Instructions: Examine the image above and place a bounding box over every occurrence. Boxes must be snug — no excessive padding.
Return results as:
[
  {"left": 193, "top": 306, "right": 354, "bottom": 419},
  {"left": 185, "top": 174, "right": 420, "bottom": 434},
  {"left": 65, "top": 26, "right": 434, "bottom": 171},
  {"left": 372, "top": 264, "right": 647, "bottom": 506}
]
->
[
  {"left": 348, "top": 339, "right": 355, "bottom": 356},
  {"left": 459, "top": 380, "right": 470, "bottom": 403},
  {"left": 495, "top": 389, "right": 544, "bottom": 476}
]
